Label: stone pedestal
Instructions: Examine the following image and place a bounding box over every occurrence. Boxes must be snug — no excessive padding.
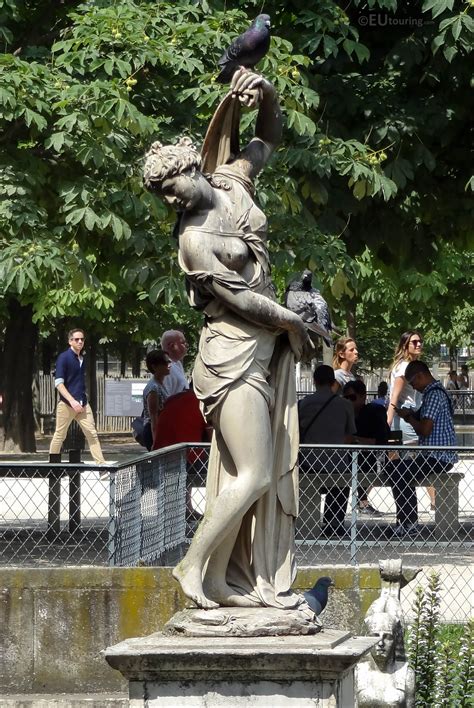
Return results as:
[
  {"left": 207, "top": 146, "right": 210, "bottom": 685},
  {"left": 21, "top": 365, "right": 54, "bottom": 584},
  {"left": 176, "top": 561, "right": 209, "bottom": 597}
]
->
[{"left": 104, "top": 621, "right": 375, "bottom": 707}]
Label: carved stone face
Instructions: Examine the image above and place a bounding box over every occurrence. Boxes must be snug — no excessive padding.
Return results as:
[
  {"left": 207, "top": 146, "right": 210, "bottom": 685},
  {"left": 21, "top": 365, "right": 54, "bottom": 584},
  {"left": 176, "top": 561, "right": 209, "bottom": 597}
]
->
[
  {"left": 159, "top": 171, "right": 203, "bottom": 212},
  {"left": 366, "top": 614, "right": 396, "bottom": 670}
]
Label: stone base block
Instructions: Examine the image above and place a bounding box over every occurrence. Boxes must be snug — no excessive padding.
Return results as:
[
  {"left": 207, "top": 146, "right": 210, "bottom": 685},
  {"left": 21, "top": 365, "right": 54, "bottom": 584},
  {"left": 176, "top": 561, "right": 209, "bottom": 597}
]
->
[
  {"left": 0, "top": 694, "right": 128, "bottom": 708},
  {"left": 104, "top": 628, "right": 375, "bottom": 707}
]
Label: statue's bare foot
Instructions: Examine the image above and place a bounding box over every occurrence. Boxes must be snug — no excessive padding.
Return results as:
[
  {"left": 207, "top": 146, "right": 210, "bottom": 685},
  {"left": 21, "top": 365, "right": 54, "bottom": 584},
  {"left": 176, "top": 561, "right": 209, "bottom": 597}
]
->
[
  {"left": 204, "top": 578, "right": 261, "bottom": 608},
  {"left": 173, "top": 563, "right": 219, "bottom": 610}
]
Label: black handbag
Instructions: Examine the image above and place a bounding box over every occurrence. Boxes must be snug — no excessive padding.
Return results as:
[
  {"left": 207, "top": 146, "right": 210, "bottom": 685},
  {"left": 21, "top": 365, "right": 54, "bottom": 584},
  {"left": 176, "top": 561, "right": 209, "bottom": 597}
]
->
[{"left": 131, "top": 416, "right": 145, "bottom": 446}]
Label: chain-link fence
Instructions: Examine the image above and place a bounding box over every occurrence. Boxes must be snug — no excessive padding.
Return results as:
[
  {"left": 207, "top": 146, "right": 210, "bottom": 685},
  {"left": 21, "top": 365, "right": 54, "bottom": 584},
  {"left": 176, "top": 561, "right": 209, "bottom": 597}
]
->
[
  {"left": 446, "top": 390, "right": 474, "bottom": 422},
  {"left": 111, "top": 447, "right": 188, "bottom": 566},
  {"left": 0, "top": 446, "right": 191, "bottom": 567},
  {"left": 296, "top": 443, "right": 473, "bottom": 623},
  {"left": 1, "top": 443, "right": 473, "bottom": 619},
  {"left": 0, "top": 461, "right": 111, "bottom": 565}
]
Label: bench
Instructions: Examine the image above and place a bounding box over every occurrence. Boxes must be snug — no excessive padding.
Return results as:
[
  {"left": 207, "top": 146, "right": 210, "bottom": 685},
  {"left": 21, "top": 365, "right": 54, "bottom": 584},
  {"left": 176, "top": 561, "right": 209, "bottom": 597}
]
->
[
  {"left": 0, "top": 461, "right": 84, "bottom": 537},
  {"left": 297, "top": 446, "right": 464, "bottom": 541}
]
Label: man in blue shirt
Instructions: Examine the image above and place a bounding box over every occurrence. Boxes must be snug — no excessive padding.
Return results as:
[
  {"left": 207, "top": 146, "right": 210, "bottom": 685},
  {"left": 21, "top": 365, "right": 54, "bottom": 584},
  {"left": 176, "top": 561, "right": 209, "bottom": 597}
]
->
[
  {"left": 388, "top": 360, "right": 457, "bottom": 536},
  {"left": 49, "top": 328, "right": 105, "bottom": 464}
]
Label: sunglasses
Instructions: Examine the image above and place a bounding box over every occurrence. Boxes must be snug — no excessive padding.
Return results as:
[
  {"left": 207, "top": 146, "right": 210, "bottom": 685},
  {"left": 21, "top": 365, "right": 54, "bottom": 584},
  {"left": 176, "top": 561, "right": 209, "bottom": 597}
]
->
[
  {"left": 72, "top": 337, "right": 84, "bottom": 342},
  {"left": 408, "top": 339, "right": 423, "bottom": 346},
  {"left": 344, "top": 394, "right": 357, "bottom": 401}
]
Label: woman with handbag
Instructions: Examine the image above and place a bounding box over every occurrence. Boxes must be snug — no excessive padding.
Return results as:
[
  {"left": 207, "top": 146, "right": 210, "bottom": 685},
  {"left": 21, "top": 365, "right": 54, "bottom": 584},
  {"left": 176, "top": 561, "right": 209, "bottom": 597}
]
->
[{"left": 141, "top": 350, "right": 171, "bottom": 451}]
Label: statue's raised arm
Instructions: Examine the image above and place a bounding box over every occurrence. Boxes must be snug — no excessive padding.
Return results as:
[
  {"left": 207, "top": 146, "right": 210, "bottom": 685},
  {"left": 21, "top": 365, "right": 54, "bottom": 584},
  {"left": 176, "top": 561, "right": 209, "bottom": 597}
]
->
[
  {"left": 199, "top": 67, "right": 281, "bottom": 180},
  {"left": 228, "top": 68, "right": 282, "bottom": 178}
]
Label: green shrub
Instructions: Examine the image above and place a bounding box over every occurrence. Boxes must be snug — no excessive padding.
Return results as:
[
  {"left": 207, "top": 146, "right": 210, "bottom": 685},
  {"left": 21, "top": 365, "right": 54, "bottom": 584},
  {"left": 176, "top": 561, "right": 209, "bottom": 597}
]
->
[{"left": 406, "top": 572, "right": 473, "bottom": 707}]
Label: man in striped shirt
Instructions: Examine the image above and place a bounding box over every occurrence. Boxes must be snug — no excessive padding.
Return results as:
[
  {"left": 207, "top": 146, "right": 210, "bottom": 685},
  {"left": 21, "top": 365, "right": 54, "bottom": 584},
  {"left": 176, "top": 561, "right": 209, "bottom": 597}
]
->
[{"left": 388, "top": 360, "right": 457, "bottom": 536}]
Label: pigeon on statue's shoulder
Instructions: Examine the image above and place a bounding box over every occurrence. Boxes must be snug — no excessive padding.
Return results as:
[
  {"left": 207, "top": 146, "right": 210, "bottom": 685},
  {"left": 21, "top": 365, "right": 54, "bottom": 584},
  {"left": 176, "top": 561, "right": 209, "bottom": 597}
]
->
[
  {"left": 284, "top": 270, "right": 336, "bottom": 348},
  {"left": 216, "top": 14, "right": 271, "bottom": 84},
  {"left": 303, "top": 576, "right": 334, "bottom": 616}
]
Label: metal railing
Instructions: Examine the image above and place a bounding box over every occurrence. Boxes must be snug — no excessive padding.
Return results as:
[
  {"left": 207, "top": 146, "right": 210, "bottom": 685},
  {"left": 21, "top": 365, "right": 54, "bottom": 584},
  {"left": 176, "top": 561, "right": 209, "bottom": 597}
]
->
[
  {"left": 111, "top": 447, "right": 188, "bottom": 567},
  {"left": 1, "top": 443, "right": 473, "bottom": 620},
  {"left": 445, "top": 389, "right": 474, "bottom": 423},
  {"left": 0, "top": 446, "right": 190, "bottom": 567}
]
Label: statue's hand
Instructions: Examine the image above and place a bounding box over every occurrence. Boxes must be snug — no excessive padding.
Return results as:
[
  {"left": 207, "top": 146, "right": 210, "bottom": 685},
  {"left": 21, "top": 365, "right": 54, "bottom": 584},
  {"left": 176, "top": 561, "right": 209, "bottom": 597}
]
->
[
  {"left": 231, "top": 67, "right": 271, "bottom": 108},
  {"left": 288, "top": 318, "right": 313, "bottom": 362}
]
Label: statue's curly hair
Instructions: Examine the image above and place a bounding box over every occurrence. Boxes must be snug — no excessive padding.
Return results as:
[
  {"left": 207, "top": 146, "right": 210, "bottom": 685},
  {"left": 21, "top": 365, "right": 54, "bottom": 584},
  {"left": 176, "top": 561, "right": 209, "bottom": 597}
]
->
[{"left": 143, "top": 136, "right": 201, "bottom": 188}]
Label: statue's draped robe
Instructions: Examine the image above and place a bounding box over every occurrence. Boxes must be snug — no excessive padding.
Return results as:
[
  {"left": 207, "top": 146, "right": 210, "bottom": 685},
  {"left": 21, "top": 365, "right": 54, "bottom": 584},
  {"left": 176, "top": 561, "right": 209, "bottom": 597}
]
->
[{"left": 178, "top": 136, "right": 300, "bottom": 607}]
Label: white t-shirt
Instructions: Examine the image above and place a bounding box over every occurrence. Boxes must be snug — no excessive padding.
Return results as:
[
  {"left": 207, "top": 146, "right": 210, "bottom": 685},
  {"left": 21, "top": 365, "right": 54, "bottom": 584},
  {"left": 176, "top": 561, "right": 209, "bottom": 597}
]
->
[
  {"left": 390, "top": 361, "right": 422, "bottom": 410},
  {"left": 334, "top": 368, "right": 356, "bottom": 391},
  {"left": 162, "top": 360, "right": 189, "bottom": 396}
]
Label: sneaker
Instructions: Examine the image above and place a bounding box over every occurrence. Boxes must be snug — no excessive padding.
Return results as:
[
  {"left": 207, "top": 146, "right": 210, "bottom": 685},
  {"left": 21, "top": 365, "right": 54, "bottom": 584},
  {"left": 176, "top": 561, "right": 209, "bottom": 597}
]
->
[
  {"left": 391, "top": 523, "right": 421, "bottom": 537},
  {"left": 358, "top": 503, "right": 382, "bottom": 517}
]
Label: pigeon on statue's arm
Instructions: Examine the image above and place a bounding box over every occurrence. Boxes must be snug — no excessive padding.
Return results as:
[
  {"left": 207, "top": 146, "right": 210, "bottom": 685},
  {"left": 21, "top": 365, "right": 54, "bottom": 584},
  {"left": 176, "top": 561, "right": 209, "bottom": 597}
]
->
[
  {"left": 284, "top": 270, "right": 336, "bottom": 347},
  {"left": 303, "top": 576, "right": 334, "bottom": 615},
  {"left": 217, "top": 14, "right": 271, "bottom": 84}
]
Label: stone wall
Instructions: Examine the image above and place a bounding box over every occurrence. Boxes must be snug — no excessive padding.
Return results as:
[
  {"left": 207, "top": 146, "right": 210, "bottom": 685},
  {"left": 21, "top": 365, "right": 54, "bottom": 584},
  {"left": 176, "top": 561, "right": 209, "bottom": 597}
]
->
[{"left": 0, "top": 566, "right": 381, "bottom": 695}]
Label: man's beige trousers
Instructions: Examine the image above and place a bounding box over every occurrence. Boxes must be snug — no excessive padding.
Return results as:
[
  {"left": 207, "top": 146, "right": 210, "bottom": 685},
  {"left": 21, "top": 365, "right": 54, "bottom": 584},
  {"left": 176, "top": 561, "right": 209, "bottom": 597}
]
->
[{"left": 49, "top": 401, "right": 105, "bottom": 464}]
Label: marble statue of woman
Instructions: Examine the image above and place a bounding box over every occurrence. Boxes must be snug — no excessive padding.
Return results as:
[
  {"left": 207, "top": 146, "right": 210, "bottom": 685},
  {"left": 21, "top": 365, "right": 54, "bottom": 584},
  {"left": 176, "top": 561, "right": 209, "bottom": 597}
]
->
[{"left": 143, "top": 69, "right": 311, "bottom": 610}]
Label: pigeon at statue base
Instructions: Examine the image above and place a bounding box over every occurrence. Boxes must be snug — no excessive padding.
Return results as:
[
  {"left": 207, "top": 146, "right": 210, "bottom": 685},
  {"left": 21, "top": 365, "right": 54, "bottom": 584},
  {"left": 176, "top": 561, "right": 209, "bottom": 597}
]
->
[
  {"left": 284, "top": 270, "right": 336, "bottom": 347},
  {"left": 216, "top": 14, "right": 271, "bottom": 84},
  {"left": 303, "top": 576, "right": 334, "bottom": 616}
]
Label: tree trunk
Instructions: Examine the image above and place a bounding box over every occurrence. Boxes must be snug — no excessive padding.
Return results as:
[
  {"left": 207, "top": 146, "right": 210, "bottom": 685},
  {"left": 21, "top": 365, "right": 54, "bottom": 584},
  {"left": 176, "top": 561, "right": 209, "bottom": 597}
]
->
[
  {"left": 119, "top": 342, "right": 127, "bottom": 377},
  {"left": 346, "top": 303, "right": 356, "bottom": 340},
  {"left": 1, "top": 299, "right": 38, "bottom": 452},
  {"left": 86, "top": 333, "right": 98, "bottom": 417},
  {"left": 41, "top": 338, "right": 55, "bottom": 375},
  {"left": 103, "top": 344, "right": 108, "bottom": 377},
  {"left": 132, "top": 345, "right": 142, "bottom": 378}
]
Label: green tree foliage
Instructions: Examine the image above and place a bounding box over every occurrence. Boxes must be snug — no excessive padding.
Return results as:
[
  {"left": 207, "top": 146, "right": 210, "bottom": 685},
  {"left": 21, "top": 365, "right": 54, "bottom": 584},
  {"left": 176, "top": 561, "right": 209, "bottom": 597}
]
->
[
  {"left": 1, "top": 0, "right": 472, "bottom": 328},
  {"left": 0, "top": 0, "right": 472, "bottom": 446},
  {"left": 271, "top": 0, "right": 474, "bottom": 341}
]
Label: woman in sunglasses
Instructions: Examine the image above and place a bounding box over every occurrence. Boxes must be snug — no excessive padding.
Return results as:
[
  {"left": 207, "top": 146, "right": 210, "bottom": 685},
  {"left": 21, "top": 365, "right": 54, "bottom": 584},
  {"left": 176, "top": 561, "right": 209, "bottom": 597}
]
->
[
  {"left": 387, "top": 331, "right": 424, "bottom": 436},
  {"left": 387, "top": 331, "right": 423, "bottom": 436},
  {"left": 388, "top": 331, "right": 435, "bottom": 509}
]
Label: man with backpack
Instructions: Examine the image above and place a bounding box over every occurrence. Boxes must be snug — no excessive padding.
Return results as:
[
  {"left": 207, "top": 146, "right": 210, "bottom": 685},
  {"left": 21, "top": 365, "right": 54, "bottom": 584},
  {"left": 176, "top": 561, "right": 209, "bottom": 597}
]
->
[{"left": 298, "top": 365, "right": 356, "bottom": 537}]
